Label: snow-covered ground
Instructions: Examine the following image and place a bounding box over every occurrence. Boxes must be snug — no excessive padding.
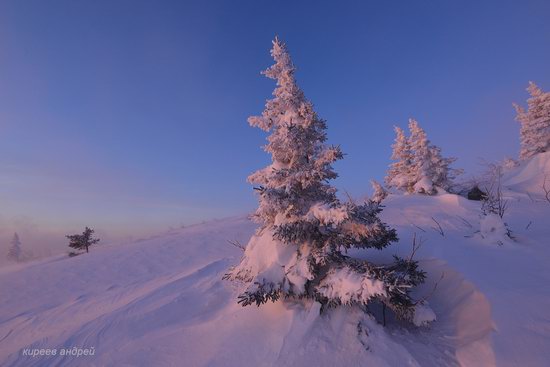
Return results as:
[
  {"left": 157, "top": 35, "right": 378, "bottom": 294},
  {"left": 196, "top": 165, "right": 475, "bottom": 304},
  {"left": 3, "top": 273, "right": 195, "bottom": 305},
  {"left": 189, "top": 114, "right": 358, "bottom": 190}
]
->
[{"left": 1, "top": 153, "right": 549, "bottom": 367}]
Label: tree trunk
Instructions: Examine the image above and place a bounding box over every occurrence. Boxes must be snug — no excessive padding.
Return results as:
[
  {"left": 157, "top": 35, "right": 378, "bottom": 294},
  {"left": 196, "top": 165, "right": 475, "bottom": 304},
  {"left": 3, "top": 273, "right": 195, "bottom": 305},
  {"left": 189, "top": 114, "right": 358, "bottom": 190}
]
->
[{"left": 86, "top": 245, "right": 89, "bottom": 253}]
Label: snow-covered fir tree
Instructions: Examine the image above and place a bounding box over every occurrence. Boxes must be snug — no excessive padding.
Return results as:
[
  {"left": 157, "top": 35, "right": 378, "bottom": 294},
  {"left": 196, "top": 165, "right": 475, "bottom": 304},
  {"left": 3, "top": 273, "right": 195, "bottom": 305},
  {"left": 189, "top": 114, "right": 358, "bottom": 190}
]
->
[
  {"left": 387, "top": 119, "right": 460, "bottom": 195},
  {"left": 6, "top": 233, "right": 22, "bottom": 262},
  {"left": 385, "top": 126, "right": 414, "bottom": 192},
  {"left": 226, "top": 38, "right": 433, "bottom": 324},
  {"left": 514, "top": 81, "right": 550, "bottom": 160}
]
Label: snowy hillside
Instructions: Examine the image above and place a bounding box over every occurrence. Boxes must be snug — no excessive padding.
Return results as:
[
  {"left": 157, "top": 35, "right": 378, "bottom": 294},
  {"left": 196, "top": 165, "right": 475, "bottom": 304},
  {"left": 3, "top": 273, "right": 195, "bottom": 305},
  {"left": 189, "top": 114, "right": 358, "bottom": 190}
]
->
[{"left": 1, "top": 154, "right": 550, "bottom": 367}]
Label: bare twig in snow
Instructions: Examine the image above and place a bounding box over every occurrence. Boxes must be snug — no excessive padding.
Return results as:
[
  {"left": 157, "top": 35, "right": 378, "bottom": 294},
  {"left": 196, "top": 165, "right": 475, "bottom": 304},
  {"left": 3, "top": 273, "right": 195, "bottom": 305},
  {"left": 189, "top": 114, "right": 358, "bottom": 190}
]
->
[
  {"left": 431, "top": 217, "right": 445, "bottom": 237},
  {"left": 456, "top": 215, "right": 473, "bottom": 229},
  {"left": 543, "top": 174, "right": 550, "bottom": 204},
  {"left": 482, "top": 166, "right": 508, "bottom": 219},
  {"left": 412, "top": 223, "right": 426, "bottom": 233},
  {"left": 415, "top": 272, "right": 445, "bottom": 305},
  {"left": 400, "top": 214, "right": 426, "bottom": 232},
  {"left": 408, "top": 233, "right": 425, "bottom": 263},
  {"left": 466, "top": 230, "right": 484, "bottom": 239},
  {"left": 227, "top": 239, "right": 245, "bottom": 251}
]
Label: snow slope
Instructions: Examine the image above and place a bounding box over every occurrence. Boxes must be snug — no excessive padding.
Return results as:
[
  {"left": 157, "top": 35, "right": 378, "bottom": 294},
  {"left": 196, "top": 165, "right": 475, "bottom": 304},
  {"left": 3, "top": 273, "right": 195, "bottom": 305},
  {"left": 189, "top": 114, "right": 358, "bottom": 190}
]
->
[{"left": 1, "top": 154, "right": 549, "bottom": 366}]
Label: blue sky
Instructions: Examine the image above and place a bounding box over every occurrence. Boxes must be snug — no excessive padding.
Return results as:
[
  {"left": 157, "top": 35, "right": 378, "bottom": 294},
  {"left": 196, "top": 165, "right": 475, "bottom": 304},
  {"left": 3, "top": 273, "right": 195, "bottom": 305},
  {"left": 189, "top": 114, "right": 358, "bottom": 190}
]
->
[{"left": 0, "top": 0, "right": 549, "bottom": 241}]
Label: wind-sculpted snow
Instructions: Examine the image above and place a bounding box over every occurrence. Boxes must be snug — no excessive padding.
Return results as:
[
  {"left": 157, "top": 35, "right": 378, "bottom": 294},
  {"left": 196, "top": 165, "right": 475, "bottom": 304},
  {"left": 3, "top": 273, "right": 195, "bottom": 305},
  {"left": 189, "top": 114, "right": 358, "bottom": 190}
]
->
[
  {"left": 379, "top": 152, "right": 550, "bottom": 366},
  {"left": 1, "top": 154, "right": 549, "bottom": 366},
  {"left": 502, "top": 151, "right": 550, "bottom": 195},
  {"left": 0, "top": 213, "right": 497, "bottom": 366}
]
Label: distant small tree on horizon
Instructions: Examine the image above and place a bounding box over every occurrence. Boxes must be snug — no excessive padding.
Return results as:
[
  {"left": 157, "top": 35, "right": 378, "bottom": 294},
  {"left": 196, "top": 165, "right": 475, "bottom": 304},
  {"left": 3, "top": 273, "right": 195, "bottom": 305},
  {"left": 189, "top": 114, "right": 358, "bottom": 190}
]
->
[
  {"left": 6, "top": 232, "right": 22, "bottom": 262},
  {"left": 66, "top": 227, "right": 100, "bottom": 253}
]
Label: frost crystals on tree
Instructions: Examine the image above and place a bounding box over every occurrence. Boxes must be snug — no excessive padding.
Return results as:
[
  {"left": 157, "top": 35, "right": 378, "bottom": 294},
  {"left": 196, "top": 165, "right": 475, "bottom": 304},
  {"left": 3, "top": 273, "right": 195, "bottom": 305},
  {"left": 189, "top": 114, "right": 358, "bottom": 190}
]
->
[
  {"left": 385, "top": 126, "right": 415, "bottom": 192},
  {"left": 226, "top": 38, "right": 433, "bottom": 325},
  {"left": 514, "top": 82, "right": 550, "bottom": 160}
]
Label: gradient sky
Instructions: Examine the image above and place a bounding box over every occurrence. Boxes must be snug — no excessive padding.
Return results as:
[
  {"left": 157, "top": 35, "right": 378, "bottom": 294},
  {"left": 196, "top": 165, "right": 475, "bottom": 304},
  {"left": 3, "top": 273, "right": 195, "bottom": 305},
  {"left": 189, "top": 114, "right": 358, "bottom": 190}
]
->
[{"left": 1, "top": 0, "right": 549, "bottom": 243}]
